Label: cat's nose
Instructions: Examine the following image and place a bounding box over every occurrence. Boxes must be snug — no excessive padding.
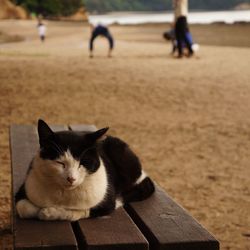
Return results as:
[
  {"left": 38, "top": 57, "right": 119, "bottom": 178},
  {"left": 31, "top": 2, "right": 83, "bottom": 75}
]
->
[{"left": 67, "top": 177, "right": 76, "bottom": 184}]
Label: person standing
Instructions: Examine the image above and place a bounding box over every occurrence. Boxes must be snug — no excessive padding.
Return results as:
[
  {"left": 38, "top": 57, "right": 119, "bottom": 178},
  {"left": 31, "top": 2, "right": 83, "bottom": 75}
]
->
[
  {"left": 173, "top": 0, "right": 193, "bottom": 58},
  {"left": 37, "top": 21, "right": 46, "bottom": 43}
]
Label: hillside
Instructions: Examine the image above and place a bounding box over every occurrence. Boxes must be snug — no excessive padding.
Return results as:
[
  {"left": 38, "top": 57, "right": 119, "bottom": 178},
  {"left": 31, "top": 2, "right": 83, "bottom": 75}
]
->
[
  {"left": 3, "top": 0, "right": 250, "bottom": 17},
  {"left": 0, "top": 0, "right": 27, "bottom": 19},
  {"left": 0, "top": 0, "right": 88, "bottom": 21},
  {"left": 84, "top": 0, "right": 250, "bottom": 13}
]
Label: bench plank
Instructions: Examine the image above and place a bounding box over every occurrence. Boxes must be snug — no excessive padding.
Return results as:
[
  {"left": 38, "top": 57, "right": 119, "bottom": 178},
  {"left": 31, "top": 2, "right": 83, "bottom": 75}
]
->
[
  {"left": 70, "top": 124, "right": 149, "bottom": 250},
  {"left": 76, "top": 208, "right": 148, "bottom": 250},
  {"left": 10, "top": 123, "right": 219, "bottom": 250},
  {"left": 10, "top": 125, "right": 38, "bottom": 195},
  {"left": 70, "top": 124, "right": 97, "bottom": 132},
  {"left": 15, "top": 218, "right": 77, "bottom": 250},
  {"left": 126, "top": 185, "right": 220, "bottom": 250},
  {"left": 10, "top": 124, "right": 77, "bottom": 250}
]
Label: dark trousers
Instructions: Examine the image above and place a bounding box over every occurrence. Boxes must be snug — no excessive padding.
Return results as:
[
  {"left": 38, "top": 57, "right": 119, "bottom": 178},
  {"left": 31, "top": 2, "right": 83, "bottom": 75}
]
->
[
  {"left": 89, "top": 26, "right": 114, "bottom": 51},
  {"left": 40, "top": 35, "right": 45, "bottom": 42},
  {"left": 175, "top": 16, "right": 193, "bottom": 56}
]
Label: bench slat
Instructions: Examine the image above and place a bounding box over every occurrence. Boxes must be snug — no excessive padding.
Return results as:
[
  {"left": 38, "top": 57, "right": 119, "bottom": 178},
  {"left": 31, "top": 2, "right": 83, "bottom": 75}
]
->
[
  {"left": 70, "top": 124, "right": 149, "bottom": 250},
  {"left": 76, "top": 208, "right": 148, "bottom": 250},
  {"left": 70, "top": 124, "right": 97, "bottom": 132},
  {"left": 126, "top": 185, "right": 220, "bottom": 250},
  {"left": 10, "top": 124, "right": 219, "bottom": 250},
  {"left": 10, "top": 125, "right": 38, "bottom": 195},
  {"left": 10, "top": 124, "right": 77, "bottom": 250},
  {"left": 15, "top": 218, "right": 77, "bottom": 250}
]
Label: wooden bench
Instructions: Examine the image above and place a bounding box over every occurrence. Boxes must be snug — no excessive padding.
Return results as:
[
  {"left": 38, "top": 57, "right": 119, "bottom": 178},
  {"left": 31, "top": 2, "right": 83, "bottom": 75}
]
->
[{"left": 10, "top": 124, "right": 220, "bottom": 250}]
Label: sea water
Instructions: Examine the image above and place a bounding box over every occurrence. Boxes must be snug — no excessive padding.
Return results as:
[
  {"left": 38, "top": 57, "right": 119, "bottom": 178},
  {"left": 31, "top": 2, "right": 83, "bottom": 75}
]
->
[{"left": 89, "top": 10, "right": 250, "bottom": 25}]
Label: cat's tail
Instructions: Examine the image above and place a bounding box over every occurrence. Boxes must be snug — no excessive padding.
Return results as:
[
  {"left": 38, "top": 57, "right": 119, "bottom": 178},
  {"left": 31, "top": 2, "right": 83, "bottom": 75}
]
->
[{"left": 122, "top": 171, "right": 155, "bottom": 204}]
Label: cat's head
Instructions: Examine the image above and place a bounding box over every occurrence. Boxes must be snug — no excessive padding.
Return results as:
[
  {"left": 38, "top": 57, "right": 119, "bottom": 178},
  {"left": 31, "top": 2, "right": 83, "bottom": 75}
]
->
[{"left": 37, "top": 119, "right": 108, "bottom": 190}]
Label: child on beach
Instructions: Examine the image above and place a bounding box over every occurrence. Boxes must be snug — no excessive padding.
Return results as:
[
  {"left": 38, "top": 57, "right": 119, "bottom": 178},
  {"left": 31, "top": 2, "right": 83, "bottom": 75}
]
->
[
  {"left": 89, "top": 24, "right": 114, "bottom": 58},
  {"left": 37, "top": 22, "right": 46, "bottom": 42}
]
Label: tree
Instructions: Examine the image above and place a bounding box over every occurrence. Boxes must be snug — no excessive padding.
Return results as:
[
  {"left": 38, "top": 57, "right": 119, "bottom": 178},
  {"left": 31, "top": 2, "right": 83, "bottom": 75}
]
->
[
  {"left": 84, "top": 0, "right": 249, "bottom": 13},
  {"left": 11, "top": 0, "right": 250, "bottom": 15},
  {"left": 11, "top": 0, "right": 85, "bottom": 17}
]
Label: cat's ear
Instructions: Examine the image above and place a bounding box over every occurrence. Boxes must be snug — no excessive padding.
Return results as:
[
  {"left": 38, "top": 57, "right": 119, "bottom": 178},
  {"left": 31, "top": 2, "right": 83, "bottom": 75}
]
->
[
  {"left": 87, "top": 127, "right": 109, "bottom": 142},
  {"left": 38, "top": 119, "right": 55, "bottom": 147}
]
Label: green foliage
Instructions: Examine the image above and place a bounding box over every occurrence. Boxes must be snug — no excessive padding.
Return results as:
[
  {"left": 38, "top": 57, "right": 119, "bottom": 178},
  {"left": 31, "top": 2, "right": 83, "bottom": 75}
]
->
[
  {"left": 189, "top": 0, "right": 248, "bottom": 10},
  {"left": 11, "top": 0, "right": 250, "bottom": 15},
  {"left": 12, "top": 0, "right": 84, "bottom": 17},
  {"left": 59, "top": 0, "right": 84, "bottom": 16},
  {"left": 84, "top": 0, "right": 249, "bottom": 13},
  {"left": 84, "top": 0, "right": 172, "bottom": 12}
]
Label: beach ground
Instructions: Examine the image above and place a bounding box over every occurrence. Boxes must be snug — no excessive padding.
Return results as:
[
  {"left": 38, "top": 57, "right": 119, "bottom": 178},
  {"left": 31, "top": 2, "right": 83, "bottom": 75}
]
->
[{"left": 0, "top": 20, "right": 250, "bottom": 250}]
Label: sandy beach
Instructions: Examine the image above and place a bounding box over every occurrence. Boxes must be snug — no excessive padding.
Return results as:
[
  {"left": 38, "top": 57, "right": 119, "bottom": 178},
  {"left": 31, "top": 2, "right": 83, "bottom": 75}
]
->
[{"left": 0, "top": 20, "right": 250, "bottom": 250}]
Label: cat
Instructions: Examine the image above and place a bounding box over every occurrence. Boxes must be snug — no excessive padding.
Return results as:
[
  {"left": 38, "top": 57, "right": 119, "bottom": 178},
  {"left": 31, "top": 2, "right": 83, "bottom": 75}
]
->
[{"left": 15, "top": 119, "right": 155, "bottom": 221}]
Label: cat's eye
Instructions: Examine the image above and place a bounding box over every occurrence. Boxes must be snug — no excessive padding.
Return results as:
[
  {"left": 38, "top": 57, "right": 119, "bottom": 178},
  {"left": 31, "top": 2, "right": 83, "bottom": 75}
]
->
[{"left": 56, "top": 161, "right": 65, "bottom": 168}]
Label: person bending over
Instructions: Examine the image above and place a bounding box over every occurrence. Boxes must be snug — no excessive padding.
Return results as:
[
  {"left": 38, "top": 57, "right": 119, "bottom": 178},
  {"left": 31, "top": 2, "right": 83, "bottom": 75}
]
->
[{"left": 89, "top": 24, "right": 114, "bottom": 58}]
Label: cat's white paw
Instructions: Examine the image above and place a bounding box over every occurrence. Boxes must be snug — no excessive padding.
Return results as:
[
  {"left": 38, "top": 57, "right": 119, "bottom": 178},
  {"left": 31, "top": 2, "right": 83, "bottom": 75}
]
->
[
  {"left": 38, "top": 207, "right": 60, "bottom": 221},
  {"left": 16, "top": 199, "right": 39, "bottom": 218},
  {"left": 38, "top": 207, "right": 90, "bottom": 221},
  {"left": 82, "top": 209, "right": 90, "bottom": 219},
  {"left": 71, "top": 210, "right": 90, "bottom": 221}
]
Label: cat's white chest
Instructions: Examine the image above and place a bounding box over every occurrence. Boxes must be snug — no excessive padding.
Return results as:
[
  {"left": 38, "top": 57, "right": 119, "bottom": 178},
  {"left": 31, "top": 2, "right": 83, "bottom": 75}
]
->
[
  {"left": 25, "top": 161, "right": 108, "bottom": 210},
  {"left": 59, "top": 170, "right": 108, "bottom": 209}
]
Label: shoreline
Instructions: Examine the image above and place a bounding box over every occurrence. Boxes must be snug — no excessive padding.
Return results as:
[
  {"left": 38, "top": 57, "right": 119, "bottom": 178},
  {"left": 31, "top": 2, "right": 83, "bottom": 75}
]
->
[
  {"left": 109, "top": 21, "right": 250, "bottom": 26},
  {"left": 88, "top": 10, "right": 250, "bottom": 25},
  {"left": 110, "top": 22, "right": 250, "bottom": 48},
  {"left": 0, "top": 21, "right": 250, "bottom": 48},
  {"left": 90, "top": 9, "right": 250, "bottom": 16}
]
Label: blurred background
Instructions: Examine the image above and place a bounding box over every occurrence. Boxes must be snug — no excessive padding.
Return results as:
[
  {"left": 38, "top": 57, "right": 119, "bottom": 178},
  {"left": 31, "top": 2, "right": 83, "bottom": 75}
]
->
[{"left": 0, "top": 0, "right": 250, "bottom": 249}]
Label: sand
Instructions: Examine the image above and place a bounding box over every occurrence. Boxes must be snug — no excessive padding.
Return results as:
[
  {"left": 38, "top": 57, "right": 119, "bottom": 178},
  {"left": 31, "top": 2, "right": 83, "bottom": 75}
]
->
[{"left": 0, "top": 20, "right": 250, "bottom": 250}]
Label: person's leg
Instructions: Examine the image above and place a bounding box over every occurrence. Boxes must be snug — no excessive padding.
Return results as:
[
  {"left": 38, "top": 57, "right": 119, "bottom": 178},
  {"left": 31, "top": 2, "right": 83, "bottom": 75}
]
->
[
  {"left": 89, "top": 31, "right": 98, "bottom": 57},
  {"left": 183, "top": 35, "right": 193, "bottom": 56},
  {"left": 172, "top": 40, "right": 177, "bottom": 54},
  {"left": 182, "top": 19, "right": 193, "bottom": 56},
  {"left": 175, "top": 18, "right": 184, "bottom": 57},
  {"left": 105, "top": 33, "right": 114, "bottom": 57}
]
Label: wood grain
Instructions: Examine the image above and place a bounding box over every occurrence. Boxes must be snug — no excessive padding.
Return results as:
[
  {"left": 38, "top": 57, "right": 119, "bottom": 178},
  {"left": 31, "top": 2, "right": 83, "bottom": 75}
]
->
[
  {"left": 10, "top": 124, "right": 77, "bottom": 250},
  {"left": 69, "top": 124, "right": 97, "bottom": 132},
  {"left": 70, "top": 124, "right": 149, "bottom": 250},
  {"left": 77, "top": 208, "right": 148, "bottom": 250},
  {"left": 10, "top": 124, "right": 219, "bottom": 250},
  {"left": 126, "top": 185, "right": 220, "bottom": 250}
]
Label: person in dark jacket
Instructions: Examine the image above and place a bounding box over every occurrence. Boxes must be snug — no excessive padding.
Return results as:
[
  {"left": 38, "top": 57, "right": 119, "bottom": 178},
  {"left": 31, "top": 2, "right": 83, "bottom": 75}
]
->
[
  {"left": 173, "top": 0, "right": 193, "bottom": 58},
  {"left": 163, "top": 28, "right": 196, "bottom": 55},
  {"left": 89, "top": 24, "right": 114, "bottom": 58}
]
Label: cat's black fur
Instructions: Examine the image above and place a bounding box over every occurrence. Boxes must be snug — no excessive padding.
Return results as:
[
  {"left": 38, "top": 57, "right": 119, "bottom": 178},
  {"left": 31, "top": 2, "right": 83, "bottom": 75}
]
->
[{"left": 16, "top": 120, "right": 155, "bottom": 218}]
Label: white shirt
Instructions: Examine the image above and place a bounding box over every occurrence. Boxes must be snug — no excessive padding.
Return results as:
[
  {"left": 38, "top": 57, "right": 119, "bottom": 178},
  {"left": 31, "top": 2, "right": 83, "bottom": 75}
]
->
[
  {"left": 173, "top": 0, "right": 188, "bottom": 19},
  {"left": 38, "top": 24, "right": 46, "bottom": 36}
]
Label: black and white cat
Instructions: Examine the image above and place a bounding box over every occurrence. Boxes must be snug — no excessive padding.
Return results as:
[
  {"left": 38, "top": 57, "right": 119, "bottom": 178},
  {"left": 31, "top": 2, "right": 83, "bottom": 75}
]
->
[{"left": 16, "top": 119, "right": 155, "bottom": 221}]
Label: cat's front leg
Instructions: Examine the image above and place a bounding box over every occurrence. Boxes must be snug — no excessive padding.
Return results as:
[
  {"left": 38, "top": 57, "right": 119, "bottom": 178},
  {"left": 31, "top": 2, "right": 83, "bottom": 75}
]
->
[
  {"left": 16, "top": 199, "right": 40, "bottom": 218},
  {"left": 38, "top": 207, "right": 90, "bottom": 221}
]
